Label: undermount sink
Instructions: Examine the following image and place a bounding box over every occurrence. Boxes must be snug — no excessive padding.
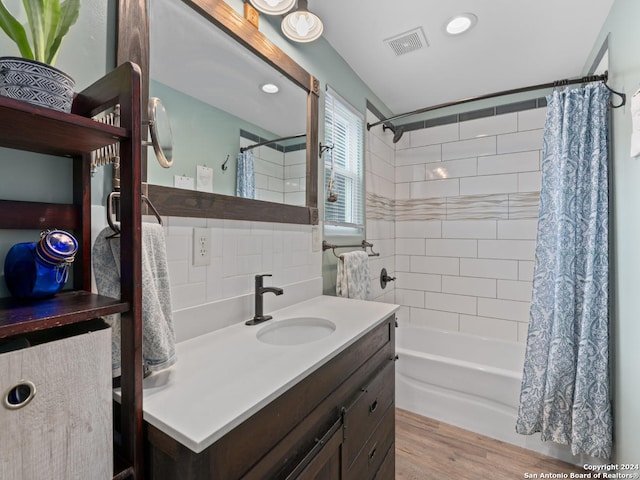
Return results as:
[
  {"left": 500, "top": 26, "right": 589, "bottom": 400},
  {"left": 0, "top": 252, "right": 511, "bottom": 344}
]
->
[{"left": 256, "top": 317, "right": 336, "bottom": 346}]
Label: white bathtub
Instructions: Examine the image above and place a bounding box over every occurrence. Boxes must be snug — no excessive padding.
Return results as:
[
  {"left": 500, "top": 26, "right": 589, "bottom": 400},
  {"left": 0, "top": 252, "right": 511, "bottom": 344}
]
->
[{"left": 395, "top": 325, "right": 585, "bottom": 464}]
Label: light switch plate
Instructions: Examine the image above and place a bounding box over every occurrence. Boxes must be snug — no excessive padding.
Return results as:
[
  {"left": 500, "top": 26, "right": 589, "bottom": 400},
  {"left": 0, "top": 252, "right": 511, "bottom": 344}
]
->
[{"left": 311, "top": 226, "right": 321, "bottom": 252}]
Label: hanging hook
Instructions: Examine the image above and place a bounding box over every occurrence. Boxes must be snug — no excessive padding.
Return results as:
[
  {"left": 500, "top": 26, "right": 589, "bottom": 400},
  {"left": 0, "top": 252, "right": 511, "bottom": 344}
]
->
[
  {"left": 606, "top": 85, "right": 626, "bottom": 108},
  {"left": 604, "top": 79, "right": 626, "bottom": 108},
  {"left": 222, "top": 154, "right": 230, "bottom": 171},
  {"left": 598, "top": 71, "right": 626, "bottom": 108},
  {"left": 319, "top": 142, "right": 334, "bottom": 158}
]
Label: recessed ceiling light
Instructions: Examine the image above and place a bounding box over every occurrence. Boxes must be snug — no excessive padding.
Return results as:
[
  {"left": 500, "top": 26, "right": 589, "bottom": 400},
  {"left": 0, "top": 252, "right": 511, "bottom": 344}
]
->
[
  {"left": 445, "top": 13, "right": 477, "bottom": 35},
  {"left": 261, "top": 83, "right": 279, "bottom": 94}
]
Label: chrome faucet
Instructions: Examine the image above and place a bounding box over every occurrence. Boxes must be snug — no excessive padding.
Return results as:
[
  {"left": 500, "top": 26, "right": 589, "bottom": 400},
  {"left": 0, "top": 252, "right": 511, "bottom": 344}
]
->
[{"left": 246, "top": 274, "right": 284, "bottom": 325}]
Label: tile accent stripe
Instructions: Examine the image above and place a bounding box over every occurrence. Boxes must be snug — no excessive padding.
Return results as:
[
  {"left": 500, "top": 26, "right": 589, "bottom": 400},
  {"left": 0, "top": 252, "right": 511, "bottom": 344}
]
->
[
  {"left": 447, "top": 194, "right": 509, "bottom": 220},
  {"left": 370, "top": 192, "right": 540, "bottom": 222},
  {"left": 366, "top": 192, "right": 395, "bottom": 221}
]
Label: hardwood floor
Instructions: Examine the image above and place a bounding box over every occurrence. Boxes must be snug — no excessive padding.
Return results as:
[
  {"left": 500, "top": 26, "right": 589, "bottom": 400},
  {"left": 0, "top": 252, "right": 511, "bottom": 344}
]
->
[{"left": 395, "top": 408, "right": 588, "bottom": 480}]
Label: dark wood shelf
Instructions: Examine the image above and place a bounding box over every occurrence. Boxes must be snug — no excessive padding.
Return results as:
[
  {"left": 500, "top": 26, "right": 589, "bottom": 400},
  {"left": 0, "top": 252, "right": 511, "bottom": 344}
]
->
[
  {"left": 0, "top": 62, "right": 143, "bottom": 478},
  {"left": 0, "top": 290, "right": 129, "bottom": 339},
  {"left": 0, "top": 95, "right": 128, "bottom": 157},
  {"left": 0, "top": 199, "right": 81, "bottom": 230}
]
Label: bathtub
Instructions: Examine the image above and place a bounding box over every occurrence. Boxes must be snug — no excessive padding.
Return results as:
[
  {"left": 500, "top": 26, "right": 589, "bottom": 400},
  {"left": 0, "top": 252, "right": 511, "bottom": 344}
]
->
[{"left": 395, "top": 325, "right": 584, "bottom": 464}]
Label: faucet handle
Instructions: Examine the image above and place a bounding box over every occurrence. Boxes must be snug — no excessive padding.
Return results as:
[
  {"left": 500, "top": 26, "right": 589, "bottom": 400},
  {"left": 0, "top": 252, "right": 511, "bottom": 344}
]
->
[{"left": 255, "top": 273, "right": 272, "bottom": 287}]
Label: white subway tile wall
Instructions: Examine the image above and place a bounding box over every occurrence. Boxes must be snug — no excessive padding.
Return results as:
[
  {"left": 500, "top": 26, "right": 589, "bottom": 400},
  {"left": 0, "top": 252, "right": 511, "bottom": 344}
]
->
[
  {"left": 240, "top": 137, "right": 306, "bottom": 205},
  {"left": 163, "top": 216, "right": 322, "bottom": 339},
  {"left": 366, "top": 110, "right": 396, "bottom": 304},
  {"left": 393, "top": 107, "right": 546, "bottom": 342}
]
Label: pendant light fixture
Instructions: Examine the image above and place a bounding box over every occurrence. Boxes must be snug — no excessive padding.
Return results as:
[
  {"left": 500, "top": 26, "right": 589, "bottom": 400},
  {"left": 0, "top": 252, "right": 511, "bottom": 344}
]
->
[
  {"left": 249, "top": 0, "right": 296, "bottom": 15},
  {"left": 281, "top": 0, "right": 323, "bottom": 43}
]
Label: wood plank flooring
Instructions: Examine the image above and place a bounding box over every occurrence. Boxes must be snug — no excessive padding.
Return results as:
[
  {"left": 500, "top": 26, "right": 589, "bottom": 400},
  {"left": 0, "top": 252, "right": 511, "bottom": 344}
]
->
[{"left": 395, "top": 408, "right": 589, "bottom": 480}]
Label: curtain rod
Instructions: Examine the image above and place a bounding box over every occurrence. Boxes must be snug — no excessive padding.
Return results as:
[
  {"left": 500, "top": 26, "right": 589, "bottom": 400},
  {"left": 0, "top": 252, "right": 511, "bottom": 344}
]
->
[
  {"left": 240, "top": 133, "right": 306, "bottom": 153},
  {"left": 367, "top": 71, "right": 626, "bottom": 132}
]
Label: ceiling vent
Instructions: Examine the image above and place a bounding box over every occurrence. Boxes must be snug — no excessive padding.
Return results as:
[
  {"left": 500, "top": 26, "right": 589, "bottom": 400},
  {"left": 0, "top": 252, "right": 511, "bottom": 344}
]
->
[{"left": 384, "top": 27, "right": 428, "bottom": 57}]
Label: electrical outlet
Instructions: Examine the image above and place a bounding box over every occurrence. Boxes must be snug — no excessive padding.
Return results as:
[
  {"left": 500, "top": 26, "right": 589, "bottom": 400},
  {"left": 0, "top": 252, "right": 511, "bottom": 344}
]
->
[{"left": 193, "top": 227, "right": 211, "bottom": 266}]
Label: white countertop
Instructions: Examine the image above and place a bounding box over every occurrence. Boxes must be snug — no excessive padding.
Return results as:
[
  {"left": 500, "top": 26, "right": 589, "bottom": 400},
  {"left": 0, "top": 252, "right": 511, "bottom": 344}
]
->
[{"left": 139, "top": 295, "right": 399, "bottom": 453}]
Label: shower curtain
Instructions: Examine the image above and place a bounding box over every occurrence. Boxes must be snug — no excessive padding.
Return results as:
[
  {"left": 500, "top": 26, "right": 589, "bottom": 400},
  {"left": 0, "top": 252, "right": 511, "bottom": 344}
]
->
[
  {"left": 516, "top": 83, "right": 611, "bottom": 458},
  {"left": 236, "top": 150, "right": 255, "bottom": 199}
]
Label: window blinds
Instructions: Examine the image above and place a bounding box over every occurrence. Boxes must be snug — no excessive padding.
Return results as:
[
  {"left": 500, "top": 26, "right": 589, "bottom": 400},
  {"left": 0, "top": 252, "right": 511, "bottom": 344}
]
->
[{"left": 324, "top": 88, "right": 364, "bottom": 230}]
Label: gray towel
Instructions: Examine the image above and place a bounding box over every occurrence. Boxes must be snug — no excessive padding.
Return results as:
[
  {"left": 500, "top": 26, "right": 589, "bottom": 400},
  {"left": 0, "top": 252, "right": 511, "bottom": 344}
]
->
[
  {"left": 93, "top": 223, "right": 176, "bottom": 377},
  {"left": 336, "top": 250, "right": 371, "bottom": 300}
]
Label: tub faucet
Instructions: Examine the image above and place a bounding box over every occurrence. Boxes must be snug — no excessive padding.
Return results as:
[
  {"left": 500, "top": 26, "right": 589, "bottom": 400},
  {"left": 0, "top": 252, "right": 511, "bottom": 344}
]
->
[{"left": 246, "top": 274, "right": 284, "bottom": 325}]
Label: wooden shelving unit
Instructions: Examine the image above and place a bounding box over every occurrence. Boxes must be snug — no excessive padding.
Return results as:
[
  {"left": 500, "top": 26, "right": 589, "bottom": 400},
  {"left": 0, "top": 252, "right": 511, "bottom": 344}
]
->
[{"left": 0, "top": 62, "right": 143, "bottom": 479}]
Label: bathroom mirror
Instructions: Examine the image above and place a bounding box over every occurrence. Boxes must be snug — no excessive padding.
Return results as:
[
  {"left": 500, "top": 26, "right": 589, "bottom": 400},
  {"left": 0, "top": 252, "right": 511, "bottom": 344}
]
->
[
  {"left": 117, "top": 0, "right": 319, "bottom": 224},
  {"left": 148, "top": 97, "right": 174, "bottom": 169}
]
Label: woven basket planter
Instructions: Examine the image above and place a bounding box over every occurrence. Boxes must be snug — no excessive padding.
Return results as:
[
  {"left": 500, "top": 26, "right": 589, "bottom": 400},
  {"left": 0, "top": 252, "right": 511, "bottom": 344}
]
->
[{"left": 0, "top": 57, "right": 75, "bottom": 113}]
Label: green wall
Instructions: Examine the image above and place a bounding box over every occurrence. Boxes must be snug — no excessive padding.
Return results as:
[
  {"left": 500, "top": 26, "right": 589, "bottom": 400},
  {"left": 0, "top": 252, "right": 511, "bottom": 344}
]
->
[{"left": 584, "top": 0, "right": 640, "bottom": 464}]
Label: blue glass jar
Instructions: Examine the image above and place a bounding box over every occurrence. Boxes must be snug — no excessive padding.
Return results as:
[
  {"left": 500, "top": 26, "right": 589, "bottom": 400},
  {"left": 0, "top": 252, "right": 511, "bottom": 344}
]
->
[{"left": 4, "top": 229, "right": 78, "bottom": 299}]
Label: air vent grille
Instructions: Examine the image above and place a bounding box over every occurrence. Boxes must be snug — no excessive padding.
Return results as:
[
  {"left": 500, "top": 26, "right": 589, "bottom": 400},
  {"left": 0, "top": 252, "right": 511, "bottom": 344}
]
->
[{"left": 384, "top": 27, "right": 428, "bottom": 57}]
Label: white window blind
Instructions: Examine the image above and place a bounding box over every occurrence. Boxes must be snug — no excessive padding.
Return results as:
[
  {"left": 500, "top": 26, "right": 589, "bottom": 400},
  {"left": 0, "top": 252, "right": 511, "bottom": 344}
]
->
[{"left": 324, "top": 88, "right": 364, "bottom": 231}]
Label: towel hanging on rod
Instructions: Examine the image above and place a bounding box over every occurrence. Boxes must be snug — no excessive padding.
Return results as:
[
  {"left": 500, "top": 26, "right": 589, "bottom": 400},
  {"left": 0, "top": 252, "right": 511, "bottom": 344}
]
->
[
  {"left": 322, "top": 240, "right": 379, "bottom": 259},
  {"left": 106, "top": 191, "right": 162, "bottom": 238}
]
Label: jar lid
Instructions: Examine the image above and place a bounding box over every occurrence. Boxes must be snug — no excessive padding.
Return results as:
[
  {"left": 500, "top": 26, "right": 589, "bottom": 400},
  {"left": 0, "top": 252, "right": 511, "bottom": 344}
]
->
[{"left": 36, "top": 230, "right": 78, "bottom": 266}]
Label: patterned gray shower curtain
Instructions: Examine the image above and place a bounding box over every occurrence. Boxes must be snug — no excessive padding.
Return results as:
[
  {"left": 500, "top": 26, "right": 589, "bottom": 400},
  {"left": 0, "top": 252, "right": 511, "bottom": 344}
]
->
[
  {"left": 516, "top": 83, "right": 612, "bottom": 458},
  {"left": 236, "top": 149, "right": 256, "bottom": 199}
]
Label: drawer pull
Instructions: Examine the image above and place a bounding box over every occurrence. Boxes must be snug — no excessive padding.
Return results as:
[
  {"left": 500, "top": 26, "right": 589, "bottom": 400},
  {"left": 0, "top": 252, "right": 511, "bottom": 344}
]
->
[
  {"left": 368, "top": 445, "right": 377, "bottom": 464},
  {"left": 369, "top": 399, "right": 378, "bottom": 414},
  {"left": 3, "top": 380, "right": 36, "bottom": 410}
]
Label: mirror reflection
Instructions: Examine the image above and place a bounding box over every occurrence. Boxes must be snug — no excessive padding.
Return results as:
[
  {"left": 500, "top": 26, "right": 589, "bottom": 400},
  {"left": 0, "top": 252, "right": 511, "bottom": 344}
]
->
[{"left": 149, "top": 0, "right": 307, "bottom": 204}]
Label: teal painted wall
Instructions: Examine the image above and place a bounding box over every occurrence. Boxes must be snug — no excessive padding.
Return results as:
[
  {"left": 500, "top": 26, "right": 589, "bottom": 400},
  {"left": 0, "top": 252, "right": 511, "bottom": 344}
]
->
[{"left": 584, "top": 0, "right": 640, "bottom": 464}]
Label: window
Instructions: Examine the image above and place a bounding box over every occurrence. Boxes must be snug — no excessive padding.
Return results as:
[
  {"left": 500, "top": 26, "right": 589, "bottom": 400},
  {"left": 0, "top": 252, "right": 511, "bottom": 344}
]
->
[{"left": 324, "top": 88, "right": 364, "bottom": 232}]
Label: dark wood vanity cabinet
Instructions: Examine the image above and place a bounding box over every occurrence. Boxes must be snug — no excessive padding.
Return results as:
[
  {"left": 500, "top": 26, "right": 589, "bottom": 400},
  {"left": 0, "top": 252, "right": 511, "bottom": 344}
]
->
[{"left": 145, "top": 314, "right": 396, "bottom": 479}]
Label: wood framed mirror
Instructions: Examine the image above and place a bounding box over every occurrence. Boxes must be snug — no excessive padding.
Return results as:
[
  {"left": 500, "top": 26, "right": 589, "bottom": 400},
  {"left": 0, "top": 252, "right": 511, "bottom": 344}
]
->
[{"left": 117, "top": 0, "right": 319, "bottom": 225}]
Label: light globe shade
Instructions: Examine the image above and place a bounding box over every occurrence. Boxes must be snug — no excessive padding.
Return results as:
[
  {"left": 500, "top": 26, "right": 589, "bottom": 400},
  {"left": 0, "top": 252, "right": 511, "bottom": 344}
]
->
[
  {"left": 249, "top": 0, "right": 296, "bottom": 15},
  {"left": 281, "top": 9, "right": 323, "bottom": 42}
]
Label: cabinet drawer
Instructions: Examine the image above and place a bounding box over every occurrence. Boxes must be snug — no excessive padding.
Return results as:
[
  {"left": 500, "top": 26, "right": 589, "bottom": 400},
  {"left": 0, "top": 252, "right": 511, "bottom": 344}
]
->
[
  {"left": 288, "top": 419, "right": 342, "bottom": 480},
  {"left": 343, "top": 359, "right": 394, "bottom": 468},
  {"left": 373, "top": 443, "right": 395, "bottom": 480},
  {"left": 345, "top": 403, "right": 394, "bottom": 480}
]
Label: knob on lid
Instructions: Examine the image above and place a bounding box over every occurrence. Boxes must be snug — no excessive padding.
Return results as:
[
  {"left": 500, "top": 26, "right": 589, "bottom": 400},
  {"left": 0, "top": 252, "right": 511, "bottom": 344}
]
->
[{"left": 36, "top": 229, "right": 78, "bottom": 266}]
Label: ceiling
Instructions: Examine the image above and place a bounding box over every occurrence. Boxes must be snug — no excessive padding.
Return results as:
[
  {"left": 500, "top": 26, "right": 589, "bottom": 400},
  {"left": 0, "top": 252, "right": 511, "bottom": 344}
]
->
[
  {"left": 310, "top": 0, "right": 615, "bottom": 115},
  {"left": 150, "top": 0, "right": 614, "bottom": 136}
]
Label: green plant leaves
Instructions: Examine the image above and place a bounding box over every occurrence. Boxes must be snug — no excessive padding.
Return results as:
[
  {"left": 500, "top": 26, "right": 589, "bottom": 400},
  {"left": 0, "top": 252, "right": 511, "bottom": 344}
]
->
[
  {"left": 23, "top": 0, "right": 47, "bottom": 62},
  {"left": 0, "top": 1, "right": 34, "bottom": 59},
  {"left": 0, "top": 0, "right": 79, "bottom": 66},
  {"left": 46, "top": 0, "right": 79, "bottom": 65}
]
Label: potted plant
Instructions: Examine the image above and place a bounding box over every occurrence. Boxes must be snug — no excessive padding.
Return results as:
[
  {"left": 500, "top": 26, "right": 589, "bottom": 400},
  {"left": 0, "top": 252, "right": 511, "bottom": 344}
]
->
[{"left": 0, "top": 0, "right": 80, "bottom": 113}]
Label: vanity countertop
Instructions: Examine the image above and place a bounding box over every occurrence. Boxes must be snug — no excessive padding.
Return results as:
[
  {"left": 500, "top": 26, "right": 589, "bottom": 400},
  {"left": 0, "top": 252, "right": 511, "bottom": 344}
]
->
[{"left": 139, "top": 295, "right": 399, "bottom": 453}]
